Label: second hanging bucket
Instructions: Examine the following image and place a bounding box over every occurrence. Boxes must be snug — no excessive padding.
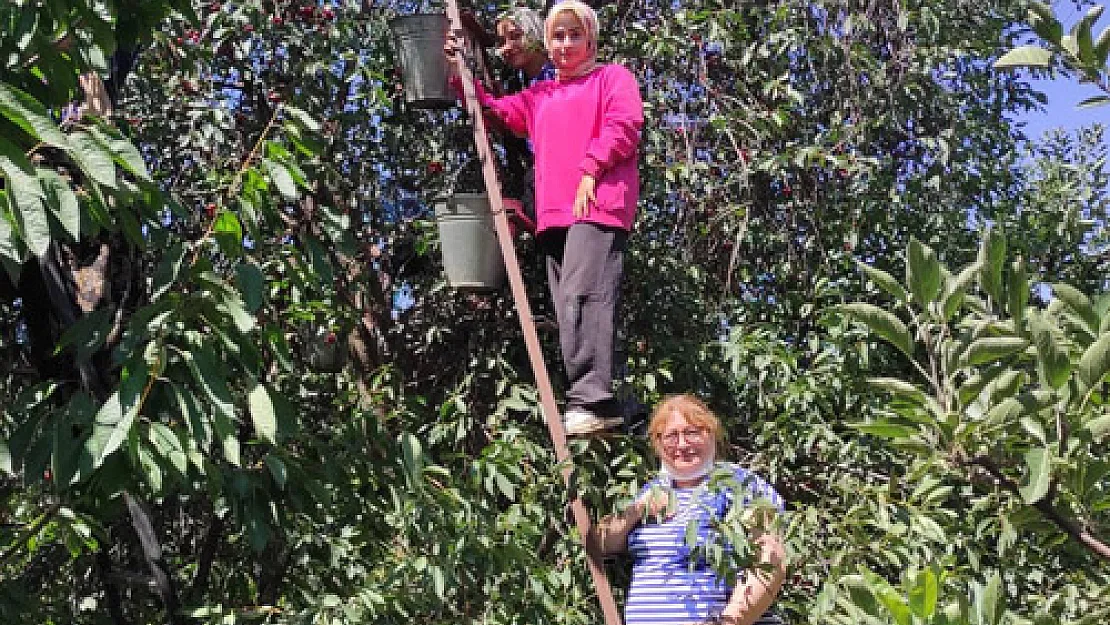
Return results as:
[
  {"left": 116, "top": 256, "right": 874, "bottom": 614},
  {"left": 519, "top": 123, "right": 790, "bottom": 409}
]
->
[
  {"left": 434, "top": 193, "right": 507, "bottom": 291},
  {"left": 389, "top": 13, "right": 454, "bottom": 109}
]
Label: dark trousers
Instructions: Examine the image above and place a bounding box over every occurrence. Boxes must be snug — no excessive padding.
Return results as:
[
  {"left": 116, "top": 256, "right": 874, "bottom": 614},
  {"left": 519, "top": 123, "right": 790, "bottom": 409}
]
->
[{"left": 539, "top": 223, "right": 628, "bottom": 412}]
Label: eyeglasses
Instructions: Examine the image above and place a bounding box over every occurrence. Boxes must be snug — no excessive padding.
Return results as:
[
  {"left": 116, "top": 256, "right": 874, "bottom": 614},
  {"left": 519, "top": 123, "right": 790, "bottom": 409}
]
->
[{"left": 656, "top": 427, "right": 707, "bottom": 447}]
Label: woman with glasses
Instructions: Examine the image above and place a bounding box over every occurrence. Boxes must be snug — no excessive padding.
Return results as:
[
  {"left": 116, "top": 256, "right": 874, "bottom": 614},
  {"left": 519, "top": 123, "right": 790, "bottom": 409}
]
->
[{"left": 587, "top": 394, "right": 787, "bottom": 625}]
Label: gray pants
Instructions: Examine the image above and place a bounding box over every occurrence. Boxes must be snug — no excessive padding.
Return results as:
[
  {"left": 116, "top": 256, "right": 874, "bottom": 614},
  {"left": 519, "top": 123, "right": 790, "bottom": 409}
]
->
[{"left": 539, "top": 223, "right": 628, "bottom": 413}]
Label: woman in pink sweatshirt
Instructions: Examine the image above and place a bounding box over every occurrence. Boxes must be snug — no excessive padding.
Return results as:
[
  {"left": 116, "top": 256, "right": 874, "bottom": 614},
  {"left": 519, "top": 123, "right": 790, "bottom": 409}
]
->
[{"left": 448, "top": 1, "right": 643, "bottom": 435}]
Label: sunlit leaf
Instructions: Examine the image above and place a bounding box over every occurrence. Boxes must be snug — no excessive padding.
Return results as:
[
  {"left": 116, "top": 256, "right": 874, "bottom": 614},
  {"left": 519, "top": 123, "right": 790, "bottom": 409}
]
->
[
  {"left": 1078, "top": 332, "right": 1110, "bottom": 387},
  {"left": 907, "top": 238, "right": 942, "bottom": 307},
  {"left": 1019, "top": 446, "right": 1053, "bottom": 504},
  {"left": 0, "top": 82, "right": 70, "bottom": 148},
  {"left": 837, "top": 303, "right": 914, "bottom": 357},
  {"left": 68, "top": 131, "right": 117, "bottom": 189},
  {"left": 993, "top": 46, "right": 1054, "bottom": 69},
  {"left": 857, "top": 260, "right": 907, "bottom": 303},
  {"left": 248, "top": 381, "right": 277, "bottom": 444},
  {"left": 978, "top": 227, "right": 1005, "bottom": 303},
  {"left": 964, "top": 337, "right": 1028, "bottom": 366},
  {"left": 38, "top": 168, "right": 80, "bottom": 241}
]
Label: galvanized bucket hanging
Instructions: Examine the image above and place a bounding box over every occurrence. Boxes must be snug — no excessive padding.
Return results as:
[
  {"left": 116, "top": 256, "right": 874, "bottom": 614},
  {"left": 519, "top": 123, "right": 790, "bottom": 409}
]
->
[
  {"left": 434, "top": 191, "right": 507, "bottom": 291},
  {"left": 389, "top": 14, "right": 454, "bottom": 109}
]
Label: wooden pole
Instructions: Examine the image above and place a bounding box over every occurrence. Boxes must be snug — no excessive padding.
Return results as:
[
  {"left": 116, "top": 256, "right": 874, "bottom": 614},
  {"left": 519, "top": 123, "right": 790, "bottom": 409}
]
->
[{"left": 442, "top": 4, "right": 623, "bottom": 625}]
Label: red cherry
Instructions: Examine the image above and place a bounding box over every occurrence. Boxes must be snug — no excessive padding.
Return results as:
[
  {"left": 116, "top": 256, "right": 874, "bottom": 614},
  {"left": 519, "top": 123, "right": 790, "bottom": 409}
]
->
[
  {"left": 325, "top": 332, "right": 337, "bottom": 344},
  {"left": 427, "top": 161, "right": 444, "bottom": 174},
  {"left": 782, "top": 185, "right": 792, "bottom": 198},
  {"left": 205, "top": 203, "right": 217, "bottom": 218},
  {"left": 322, "top": 8, "right": 335, "bottom": 19},
  {"left": 43, "top": 469, "right": 52, "bottom": 481},
  {"left": 176, "top": 36, "right": 185, "bottom": 45}
]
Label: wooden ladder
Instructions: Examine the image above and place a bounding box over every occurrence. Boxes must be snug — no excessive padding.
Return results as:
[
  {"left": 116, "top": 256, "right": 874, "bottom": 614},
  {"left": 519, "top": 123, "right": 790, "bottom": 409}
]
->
[{"left": 442, "top": 3, "right": 623, "bottom": 625}]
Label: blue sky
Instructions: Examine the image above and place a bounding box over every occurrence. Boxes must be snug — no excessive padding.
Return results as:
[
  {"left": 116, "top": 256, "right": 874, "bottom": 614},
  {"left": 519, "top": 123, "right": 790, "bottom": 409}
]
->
[{"left": 1013, "top": 2, "right": 1110, "bottom": 139}]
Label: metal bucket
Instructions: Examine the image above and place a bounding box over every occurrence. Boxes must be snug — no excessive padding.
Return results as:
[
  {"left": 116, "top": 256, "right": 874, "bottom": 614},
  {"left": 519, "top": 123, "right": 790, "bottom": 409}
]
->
[
  {"left": 434, "top": 193, "right": 506, "bottom": 290},
  {"left": 389, "top": 14, "right": 454, "bottom": 109}
]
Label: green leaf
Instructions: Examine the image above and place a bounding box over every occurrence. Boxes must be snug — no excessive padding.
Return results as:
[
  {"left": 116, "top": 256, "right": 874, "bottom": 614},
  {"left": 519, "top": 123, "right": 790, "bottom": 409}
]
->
[
  {"left": 235, "top": 262, "right": 265, "bottom": 313},
  {"left": 978, "top": 227, "right": 1005, "bottom": 302},
  {"left": 1029, "top": 314, "right": 1071, "bottom": 389},
  {"left": 994, "top": 45, "right": 1054, "bottom": 69},
  {"left": 213, "top": 210, "right": 243, "bottom": 258},
  {"left": 1052, "top": 283, "right": 1099, "bottom": 334},
  {"left": 0, "top": 196, "right": 21, "bottom": 265},
  {"left": 942, "top": 263, "right": 978, "bottom": 320},
  {"left": 86, "top": 356, "right": 148, "bottom": 468},
  {"left": 1094, "top": 24, "right": 1110, "bottom": 66},
  {"left": 851, "top": 421, "right": 918, "bottom": 440},
  {"left": 0, "top": 82, "right": 70, "bottom": 148},
  {"left": 857, "top": 261, "right": 907, "bottom": 302},
  {"left": 907, "top": 238, "right": 942, "bottom": 307},
  {"left": 1076, "top": 95, "right": 1110, "bottom": 109},
  {"left": 867, "top": 377, "right": 923, "bottom": 399},
  {"left": 263, "top": 159, "right": 297, "bottom": 201},
  {"left": 837, "top": 303, "right": 914, "bottom": 357},
  {"left": 284, "top": 105, "right": 321, "bottom": 132},
  {"left": 149, "top": 423, "right": 187, "bottom": 477},
  {"left": 0, "top": 137, "right": 49, "bottom": 256},
  {"left": 860, "top": 568, "right": 911, "bottom": 625},
  {"left": 265, "top": 454, "right": 287, "bottom": 489},
  {"left": 217, "top": 289, "right": 256, "bottom": 334},
  {"left": 0, "top": 438, "right": 11, "bottom": 474},
  {"left": 1078, "top": 332, "right": 1110, "bottom": 387},
  {"left": 248, "top": 382, "right": 277, "bottom": 444},
  {"left": 185, "top": 347, "right": 236, "bottom": 423},
  {"left": 908, "top": 566, "right": 939, "bottom": 619},
  {"left": 67, "top": 130, "right": 117, "bottom": 189},
  {"left": 401, "top": 432, "right": 423, "bottom": 485},
  {"left": 1084, "top": 413, "right": 1110, "bottom": 439},
  {"left": 90, "top": 126, "right": 151, "bottom": 181},
  {"left": 1073, "top": 5, "right": 1102, "bottom": 66},
  {"left": 1008, "top": 257, "right": 1029, "bottom": 328},
  {"left": 38, "top": 168, "right": 80, "bottom": 241},
  {"left": 1019, "top": 446, "right": 1053, "bottom": 504},
  {"left": 964, "top": 337, "right": 1028, "bottom": 366},
  {"left": 1028, "top": 4, "right": 1064, "bottom": 43},
  {"left": 152, "top": 242, "right": 186, "bottom": 300},
  {"left": 974, "top": 572, "right": 1005, "bottom": 625}
]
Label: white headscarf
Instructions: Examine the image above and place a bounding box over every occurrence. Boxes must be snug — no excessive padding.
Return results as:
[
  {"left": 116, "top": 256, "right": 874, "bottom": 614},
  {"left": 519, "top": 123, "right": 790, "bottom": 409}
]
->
[{"left": 544, "top": 0, "right": 599, "bottom": 79}]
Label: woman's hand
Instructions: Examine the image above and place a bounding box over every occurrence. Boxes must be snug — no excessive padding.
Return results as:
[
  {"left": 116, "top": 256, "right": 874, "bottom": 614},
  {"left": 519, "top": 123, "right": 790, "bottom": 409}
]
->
[
  {"left": 573, "top": 174, "right": 596, "bottom": 218},
  {"left": 636, "top": 487, "right": 673, "bottom": 522},
  {"left": 444, "top": 30, "right": 466, "bottom": 74}
]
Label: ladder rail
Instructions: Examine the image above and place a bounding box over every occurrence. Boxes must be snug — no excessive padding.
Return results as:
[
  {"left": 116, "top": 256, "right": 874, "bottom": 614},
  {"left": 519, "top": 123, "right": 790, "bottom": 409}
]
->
[{"left": 442, "top": 4, "right": 623, "bottom": 625}]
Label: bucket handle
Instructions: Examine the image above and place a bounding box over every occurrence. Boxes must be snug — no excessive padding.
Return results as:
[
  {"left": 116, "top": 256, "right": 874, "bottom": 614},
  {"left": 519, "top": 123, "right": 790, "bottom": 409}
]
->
[{"left": 439, "top": 157, "right": 510, "bottom": 216}]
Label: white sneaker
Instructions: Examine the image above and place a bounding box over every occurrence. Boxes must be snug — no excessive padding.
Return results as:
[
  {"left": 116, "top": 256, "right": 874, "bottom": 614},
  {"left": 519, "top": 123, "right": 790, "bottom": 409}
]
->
[{"left": 563, "top": 408, "right": 622, "bottom": 436}]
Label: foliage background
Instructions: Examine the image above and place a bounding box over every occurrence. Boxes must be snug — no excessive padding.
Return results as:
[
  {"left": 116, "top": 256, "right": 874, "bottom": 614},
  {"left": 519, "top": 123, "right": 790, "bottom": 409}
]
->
[{"left": 1, "top": 0, "right": 1108, "bottom": 624}]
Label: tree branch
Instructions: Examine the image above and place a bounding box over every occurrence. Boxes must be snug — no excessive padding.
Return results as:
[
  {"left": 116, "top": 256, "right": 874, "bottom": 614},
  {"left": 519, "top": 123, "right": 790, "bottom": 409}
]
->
[{"left": 970, "top": 455, "right": 1110, "bottom": 561}]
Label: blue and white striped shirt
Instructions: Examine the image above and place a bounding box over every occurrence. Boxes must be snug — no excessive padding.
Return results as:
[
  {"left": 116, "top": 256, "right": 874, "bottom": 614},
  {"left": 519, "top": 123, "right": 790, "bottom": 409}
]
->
[{"left": 625, "top": 464, "right": 785, "bottom": 625}]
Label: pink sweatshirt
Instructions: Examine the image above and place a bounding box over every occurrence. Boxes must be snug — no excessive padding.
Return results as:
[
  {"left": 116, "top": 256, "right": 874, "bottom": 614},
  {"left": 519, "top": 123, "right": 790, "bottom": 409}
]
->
[{"left": 470, "top": 64, "right": 643, "bottom": 233}]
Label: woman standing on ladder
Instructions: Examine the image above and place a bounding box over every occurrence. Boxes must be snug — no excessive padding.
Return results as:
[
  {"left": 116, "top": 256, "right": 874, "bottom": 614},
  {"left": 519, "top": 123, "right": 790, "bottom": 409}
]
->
[
  {"left": 447, "top": 1, "right": 643, "bottom": 436},
  {"left": 488, "top": 6, "right": 555, "bottom": 231}
]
